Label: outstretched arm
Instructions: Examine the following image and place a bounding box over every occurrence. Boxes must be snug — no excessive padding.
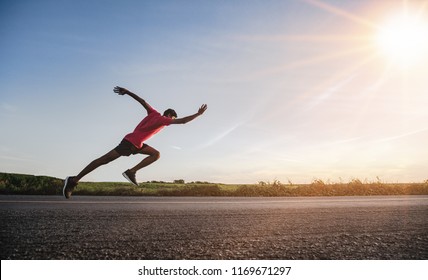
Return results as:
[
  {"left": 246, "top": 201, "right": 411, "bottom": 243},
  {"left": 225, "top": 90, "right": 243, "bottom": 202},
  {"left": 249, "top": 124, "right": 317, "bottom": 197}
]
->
[
  {"left": 171, "top": 104, "right": 208, "bottom": 124},
  {"left": 114, "top": 86, "right": 152, "bottom": 114}
]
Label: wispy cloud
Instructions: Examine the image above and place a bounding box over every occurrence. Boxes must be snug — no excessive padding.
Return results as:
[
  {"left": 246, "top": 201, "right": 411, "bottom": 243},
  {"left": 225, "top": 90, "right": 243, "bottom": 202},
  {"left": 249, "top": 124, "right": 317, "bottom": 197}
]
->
[
  {"left": 372, "top": 128, "right": 428, "bottom": 143},
  {"left": 1, "top": 103, "right": 17, "bottom": 113},
  {"left": 303, "top": 74, "right": 357, "bottom": 111},
  {"left": 0, "top": 155, "right": 37, "bottom": 163},
  {"left": 196, "top": 122, "right": 243, "bottom": 150}
]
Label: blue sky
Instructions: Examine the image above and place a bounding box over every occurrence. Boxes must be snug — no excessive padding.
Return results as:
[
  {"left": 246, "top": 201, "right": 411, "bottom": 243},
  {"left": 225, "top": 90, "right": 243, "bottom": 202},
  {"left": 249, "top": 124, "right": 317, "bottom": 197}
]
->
[{"left": 1, "top": 0, "right": 428, "bottom": 184}]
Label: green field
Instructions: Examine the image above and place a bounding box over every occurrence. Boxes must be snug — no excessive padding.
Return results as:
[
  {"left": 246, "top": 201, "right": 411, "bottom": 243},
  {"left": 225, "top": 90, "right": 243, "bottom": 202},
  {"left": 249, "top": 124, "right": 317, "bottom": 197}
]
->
[{"left": 1, "top": 172, "right": 427, "bottom": 197}]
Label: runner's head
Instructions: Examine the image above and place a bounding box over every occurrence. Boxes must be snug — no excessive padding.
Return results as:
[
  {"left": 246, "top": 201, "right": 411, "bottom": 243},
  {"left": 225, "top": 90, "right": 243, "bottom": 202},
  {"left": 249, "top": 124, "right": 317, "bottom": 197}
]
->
[{"left": 163, "top": 109, "right": 177, "bottom": 119}]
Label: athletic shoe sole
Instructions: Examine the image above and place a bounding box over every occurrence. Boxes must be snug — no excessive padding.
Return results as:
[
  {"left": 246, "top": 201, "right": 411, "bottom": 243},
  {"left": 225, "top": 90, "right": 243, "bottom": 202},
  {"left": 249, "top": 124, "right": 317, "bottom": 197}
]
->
[
  {"left": 63, "top": 176, "right": 71, "bottom": 199},
  {"left": 122, "top": 171, "right": 138, "bottom": 186}
]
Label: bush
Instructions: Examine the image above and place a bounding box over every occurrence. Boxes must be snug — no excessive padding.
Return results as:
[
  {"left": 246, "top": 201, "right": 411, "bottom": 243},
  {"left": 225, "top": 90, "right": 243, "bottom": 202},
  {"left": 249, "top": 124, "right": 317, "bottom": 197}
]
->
[
  {"left": 173, "top": 179, "right": 185, "bottom": 184},
  {"left": 0, "top": 172, "right": 62, "bottom": 195},
  {"left": 1, "top": 173, "right": 428, "bottom": 197}
]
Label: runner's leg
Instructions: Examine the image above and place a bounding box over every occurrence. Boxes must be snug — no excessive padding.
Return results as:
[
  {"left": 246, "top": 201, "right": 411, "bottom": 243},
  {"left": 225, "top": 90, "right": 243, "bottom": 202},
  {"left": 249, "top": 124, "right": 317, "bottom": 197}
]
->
[
  {"left": 74, "top": 149, "right": 121, "bottom": 183},
  {"left": 128, "top": 145, "right": 160, "bottom": 173}
]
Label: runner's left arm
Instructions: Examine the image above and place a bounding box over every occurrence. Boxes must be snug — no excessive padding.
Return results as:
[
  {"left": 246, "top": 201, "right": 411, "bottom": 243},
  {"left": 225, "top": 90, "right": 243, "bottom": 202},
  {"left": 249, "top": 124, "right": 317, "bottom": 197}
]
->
[{"left": 114, "top": 86, "right": 152, "bottom": 114}]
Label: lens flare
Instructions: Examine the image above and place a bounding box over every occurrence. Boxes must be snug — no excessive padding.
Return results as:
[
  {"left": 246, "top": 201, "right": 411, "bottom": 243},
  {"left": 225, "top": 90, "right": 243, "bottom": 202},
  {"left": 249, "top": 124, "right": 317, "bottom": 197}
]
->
[{"left": 376, "top": 14, "right": 428, "bottom": 66}]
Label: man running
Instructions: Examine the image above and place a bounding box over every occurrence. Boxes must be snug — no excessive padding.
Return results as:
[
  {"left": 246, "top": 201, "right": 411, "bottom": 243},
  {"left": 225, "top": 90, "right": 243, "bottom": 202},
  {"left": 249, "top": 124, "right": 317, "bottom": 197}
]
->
[{"left": 63, "top": 86, "right": 207, "bottom": 199}]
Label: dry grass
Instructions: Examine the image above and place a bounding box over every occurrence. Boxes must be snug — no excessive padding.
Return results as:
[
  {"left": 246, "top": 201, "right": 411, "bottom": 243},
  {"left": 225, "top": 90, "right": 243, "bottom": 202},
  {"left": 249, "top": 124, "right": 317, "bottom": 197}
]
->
[{"left": 1, "top": 172, "right": 427, "bottom": 196}]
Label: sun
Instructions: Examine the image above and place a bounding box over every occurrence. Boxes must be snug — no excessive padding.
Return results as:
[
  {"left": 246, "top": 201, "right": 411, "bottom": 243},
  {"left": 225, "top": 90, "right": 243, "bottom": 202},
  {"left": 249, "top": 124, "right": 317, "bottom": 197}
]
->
[{"left": 375, "top": 12, "right": 428, "bottom": 67}]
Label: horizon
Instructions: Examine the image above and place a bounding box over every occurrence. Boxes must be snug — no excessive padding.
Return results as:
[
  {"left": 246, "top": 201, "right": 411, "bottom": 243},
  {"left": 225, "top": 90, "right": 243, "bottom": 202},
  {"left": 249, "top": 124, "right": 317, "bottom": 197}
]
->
[
  {"left": 2, "top": 171, "right": 428, "bottom": 187},
  {"left": 1, "top": 0, "right": 428, "bottom": 184}
]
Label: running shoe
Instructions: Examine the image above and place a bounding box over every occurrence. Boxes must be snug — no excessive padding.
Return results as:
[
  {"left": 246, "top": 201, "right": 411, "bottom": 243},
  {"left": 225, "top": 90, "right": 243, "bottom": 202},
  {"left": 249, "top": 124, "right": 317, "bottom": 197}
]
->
[
  {"left": 122, "top": 170, "right": 138, "bottom": 186},
  {"left": 63, "top": 176, "right": 78, "bottom": 199}
]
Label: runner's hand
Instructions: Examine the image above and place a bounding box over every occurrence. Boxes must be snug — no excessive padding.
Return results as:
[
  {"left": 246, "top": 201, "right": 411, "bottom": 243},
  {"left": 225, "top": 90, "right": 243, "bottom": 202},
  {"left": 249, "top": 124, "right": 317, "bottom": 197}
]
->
[
  {"left": 198, "top": 104, "right": 208, "bottom": 115},
  {"left": 113, "top": 86, "right": 129, "bottom": 95}
]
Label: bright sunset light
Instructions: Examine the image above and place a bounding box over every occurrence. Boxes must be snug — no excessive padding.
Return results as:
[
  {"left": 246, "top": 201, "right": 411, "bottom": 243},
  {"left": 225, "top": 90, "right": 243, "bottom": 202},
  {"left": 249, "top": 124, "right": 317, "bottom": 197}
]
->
[
  {"left": 375, "top": 13, "right": 428, "bottom": 66},
  {"left": 2, "top": 0, "right": 428, "bottom": 184}
]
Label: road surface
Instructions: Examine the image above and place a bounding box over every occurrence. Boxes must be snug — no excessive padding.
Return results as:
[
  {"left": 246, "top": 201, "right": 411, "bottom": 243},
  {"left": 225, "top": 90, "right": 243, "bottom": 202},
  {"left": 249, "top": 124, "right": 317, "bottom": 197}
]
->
[{"left": 1, "top": 195, "right": 427, "bottom": 259}]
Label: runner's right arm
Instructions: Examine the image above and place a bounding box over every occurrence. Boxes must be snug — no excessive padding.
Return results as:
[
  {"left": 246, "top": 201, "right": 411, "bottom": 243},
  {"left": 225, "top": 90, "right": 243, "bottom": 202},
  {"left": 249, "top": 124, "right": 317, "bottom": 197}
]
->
[
  {"left": 171, "top": 104, "right": 207, "bottom": 124},
  {"left": 113, "top": 86, "right": 152, "bottom": 114}
]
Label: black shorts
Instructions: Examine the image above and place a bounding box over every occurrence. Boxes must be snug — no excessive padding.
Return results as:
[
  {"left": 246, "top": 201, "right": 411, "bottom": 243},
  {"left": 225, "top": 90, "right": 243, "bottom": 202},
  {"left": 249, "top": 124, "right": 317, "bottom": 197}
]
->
[{"left": 114, "top": 139, "right": 148, "bottom": 156}]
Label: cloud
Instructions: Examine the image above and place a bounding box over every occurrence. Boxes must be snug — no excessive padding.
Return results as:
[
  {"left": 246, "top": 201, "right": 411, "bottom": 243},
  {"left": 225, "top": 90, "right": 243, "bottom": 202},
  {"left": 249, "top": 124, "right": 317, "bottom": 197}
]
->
[
  {"left": 0, "top": 154, "right": 36, "bottom": 163},
  {"left": 372, "top": 127, "right": 428, "bottom": 143},
  {"left": 303, "top": 74, "right": 357, "bottom": 111},
  {"left": 1, "top": 103, "right": 17, "bottom": 113},
  {"left": 196, "top": 122, "right": 243, "bottom": 150}
]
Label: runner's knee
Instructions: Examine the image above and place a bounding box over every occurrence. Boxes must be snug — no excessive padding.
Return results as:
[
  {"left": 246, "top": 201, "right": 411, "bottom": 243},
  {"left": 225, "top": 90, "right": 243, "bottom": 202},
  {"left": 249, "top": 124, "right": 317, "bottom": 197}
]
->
[{"left": 152, "top": 150, "right": 160, "bottom": 160}]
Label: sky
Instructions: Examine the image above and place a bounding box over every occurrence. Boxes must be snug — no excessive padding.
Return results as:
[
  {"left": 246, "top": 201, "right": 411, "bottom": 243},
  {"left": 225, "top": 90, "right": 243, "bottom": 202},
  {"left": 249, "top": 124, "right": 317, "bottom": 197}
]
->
[{"left": 1, "top": 0, "right": 428, "bottom": 184}]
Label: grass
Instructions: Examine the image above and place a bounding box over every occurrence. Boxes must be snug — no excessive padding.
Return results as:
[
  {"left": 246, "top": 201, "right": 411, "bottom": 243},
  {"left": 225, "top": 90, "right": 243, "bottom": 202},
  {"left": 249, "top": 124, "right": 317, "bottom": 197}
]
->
[{"left": 1, "top": 172, "right": 427, "bottom": 197}]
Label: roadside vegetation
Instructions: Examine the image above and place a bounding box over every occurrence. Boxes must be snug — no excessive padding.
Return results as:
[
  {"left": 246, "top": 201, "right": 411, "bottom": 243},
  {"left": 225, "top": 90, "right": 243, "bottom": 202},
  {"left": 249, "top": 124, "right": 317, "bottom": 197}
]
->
[{"left": 1, "top": 172, "right": 427, "bottom": 197}]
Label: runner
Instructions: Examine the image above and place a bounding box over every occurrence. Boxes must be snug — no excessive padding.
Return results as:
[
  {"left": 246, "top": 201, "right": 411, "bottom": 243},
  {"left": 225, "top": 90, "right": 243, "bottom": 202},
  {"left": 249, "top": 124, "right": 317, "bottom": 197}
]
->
[{"left": 63, "top": 86, "right": 207, "bottom": 199}]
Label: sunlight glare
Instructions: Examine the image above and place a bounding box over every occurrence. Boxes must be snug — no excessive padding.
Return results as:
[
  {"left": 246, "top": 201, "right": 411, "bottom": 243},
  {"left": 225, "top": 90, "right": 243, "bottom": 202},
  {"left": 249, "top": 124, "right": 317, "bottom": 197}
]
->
[{"left": 375, "top": 13, "right": 428, "bottom": 66}]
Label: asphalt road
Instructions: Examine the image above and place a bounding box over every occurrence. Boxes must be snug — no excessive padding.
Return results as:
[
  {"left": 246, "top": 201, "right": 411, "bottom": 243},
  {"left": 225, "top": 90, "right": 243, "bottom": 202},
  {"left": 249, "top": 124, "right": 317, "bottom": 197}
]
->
[{"left": 1, "top": 195, "right": 427, "bottom": 259}]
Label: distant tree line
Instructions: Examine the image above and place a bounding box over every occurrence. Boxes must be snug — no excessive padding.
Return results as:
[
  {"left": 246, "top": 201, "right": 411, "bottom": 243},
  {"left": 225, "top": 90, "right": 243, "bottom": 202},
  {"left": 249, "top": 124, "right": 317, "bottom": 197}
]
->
[
  {"left": 1, "top": 172, "right": 427, "bottom": 196},
  {"left": 0, "top": 172, "right": 63, "bottom": 195}
]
